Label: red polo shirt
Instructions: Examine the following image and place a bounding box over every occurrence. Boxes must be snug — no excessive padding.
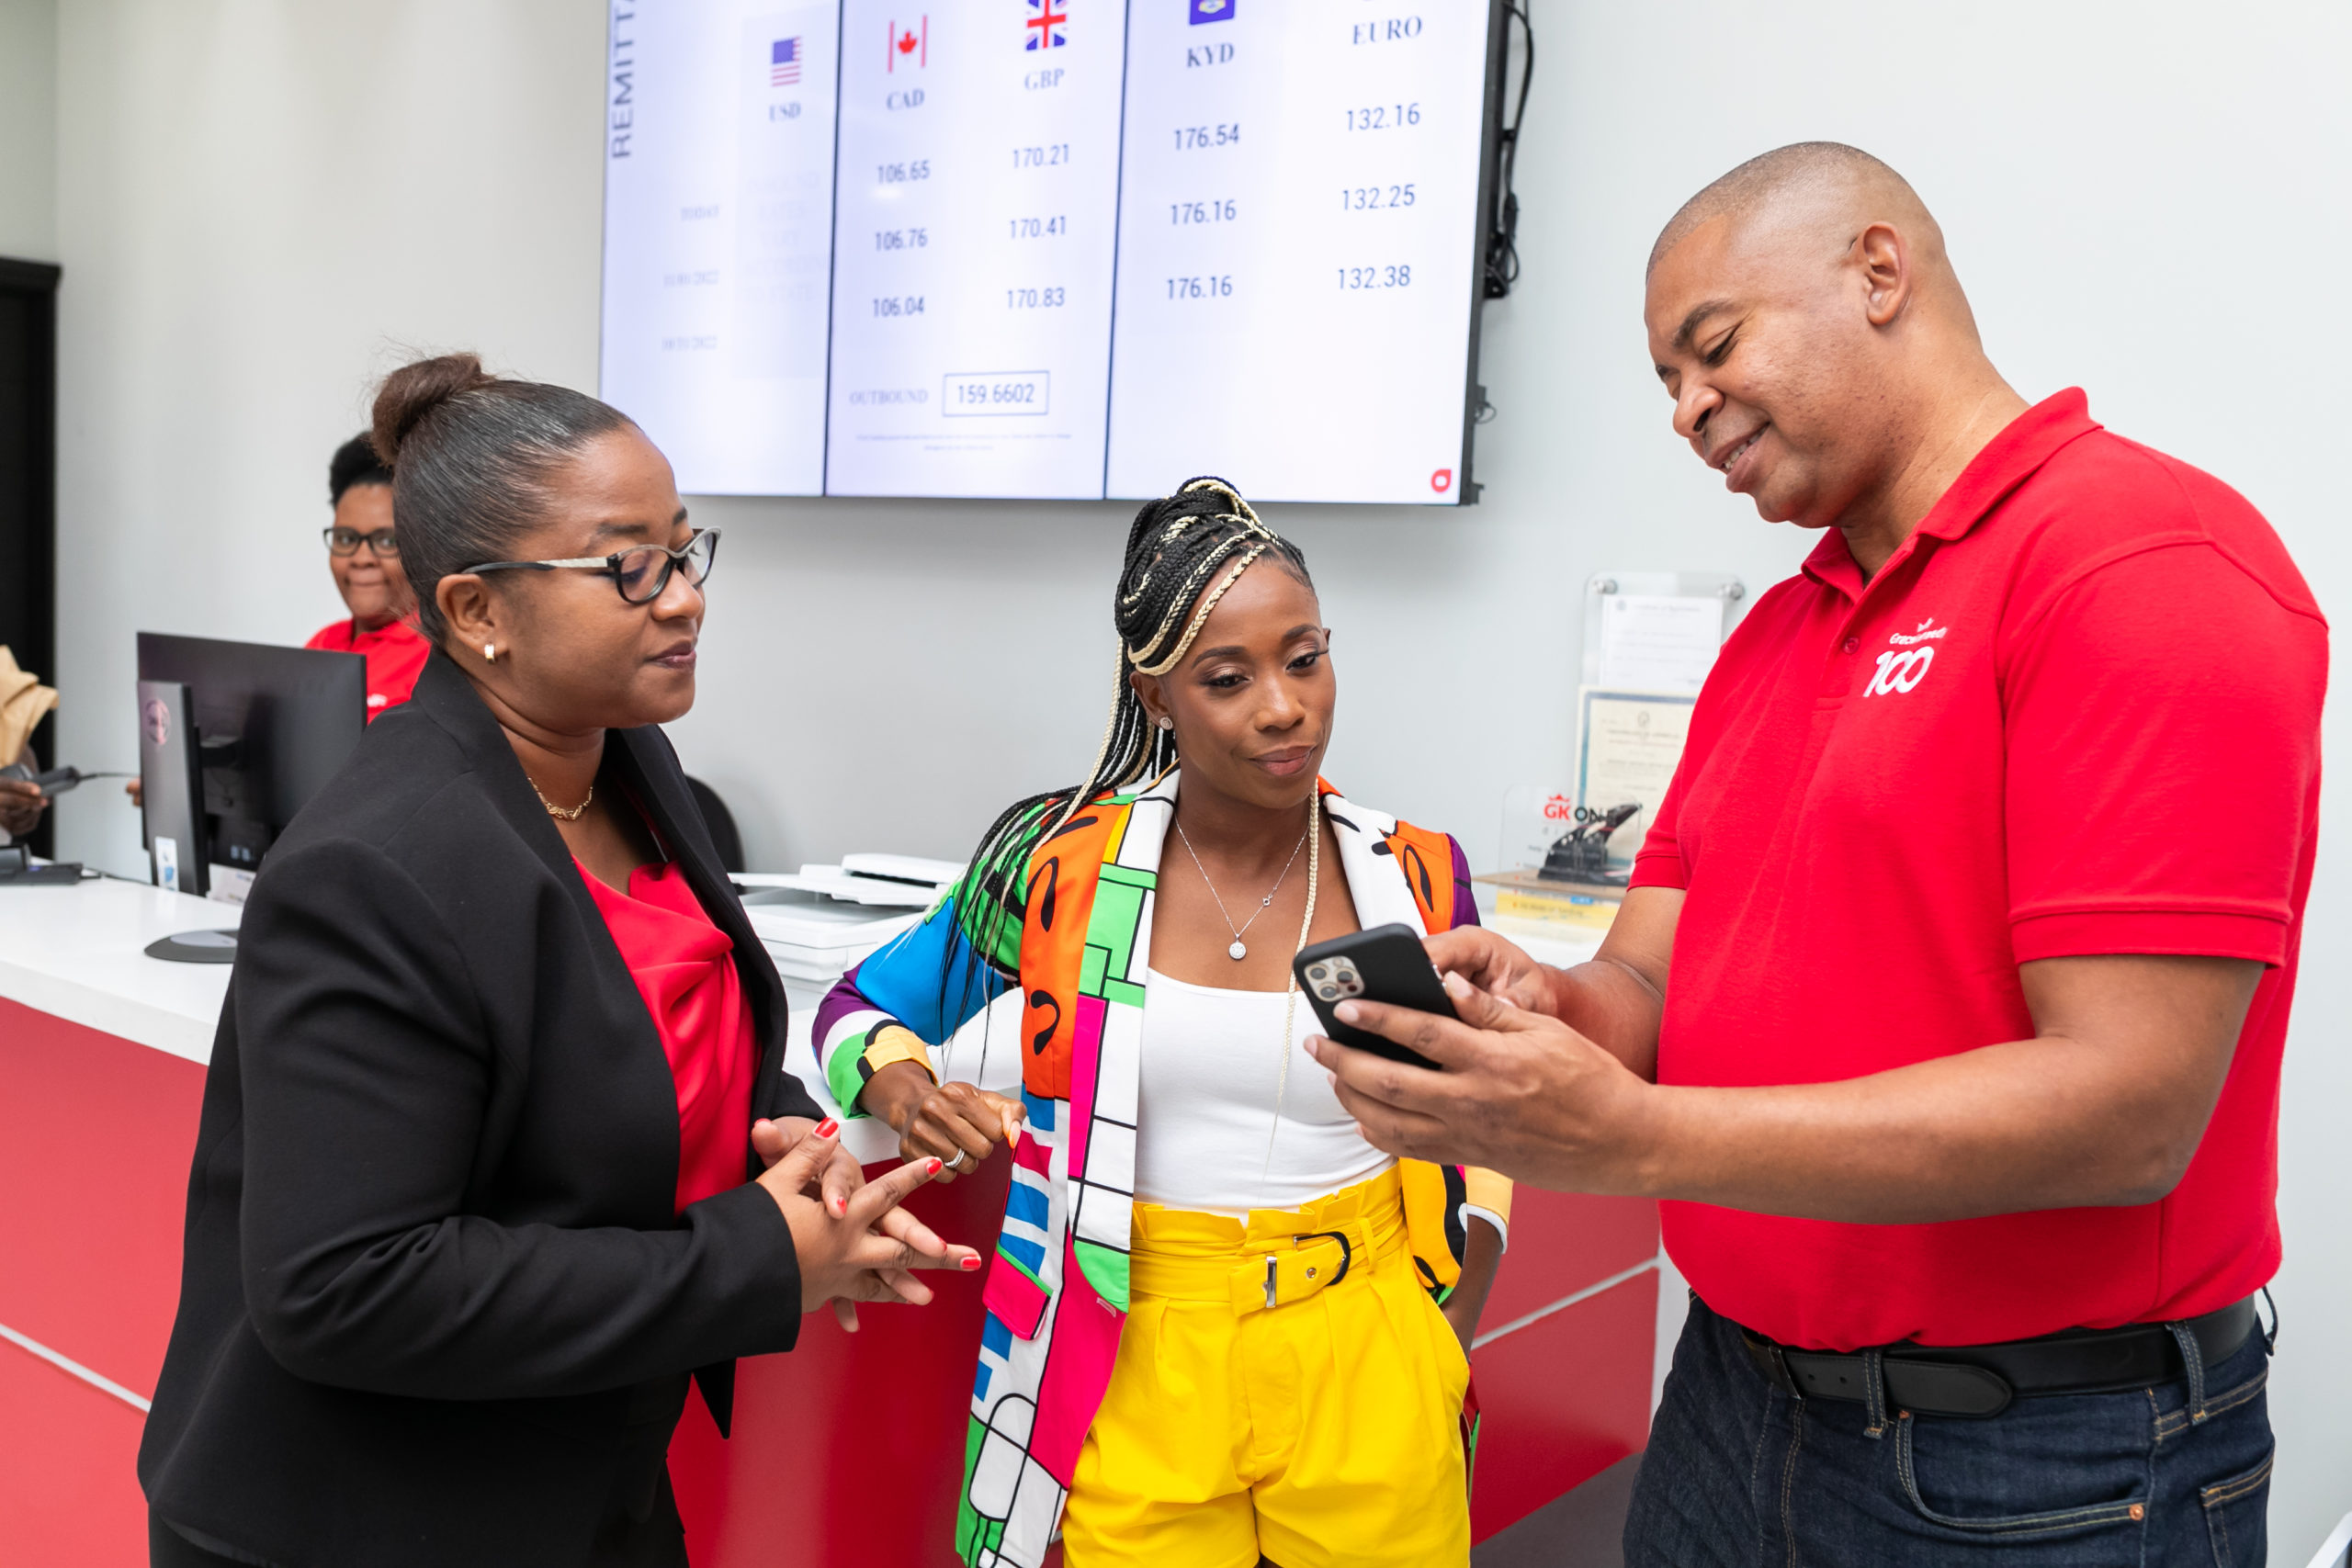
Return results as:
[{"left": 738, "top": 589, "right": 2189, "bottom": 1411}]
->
[
  {"left": 305, "top": 616, "right": 429, "bottom": 721},
  {"left": 1632, "top": 389, "right": 2326, "bottom": 1350}
]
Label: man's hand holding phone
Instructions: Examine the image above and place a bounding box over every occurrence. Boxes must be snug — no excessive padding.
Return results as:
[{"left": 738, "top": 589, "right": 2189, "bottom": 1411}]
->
[
  {"left": 1420, "top": 926, "right": 1562, "bottom": 1017},
  {"left": 1306, "top": 959, "right": 1659, "bottom": 1196},
  {"left": 1293, "top": 923, "right": 1462, "bottom": 1069}
]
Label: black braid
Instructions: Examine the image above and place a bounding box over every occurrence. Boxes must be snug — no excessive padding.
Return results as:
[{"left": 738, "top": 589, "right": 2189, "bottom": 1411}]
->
[{"left": 950, "top": 477, "right": 1311, "bottom": 995}]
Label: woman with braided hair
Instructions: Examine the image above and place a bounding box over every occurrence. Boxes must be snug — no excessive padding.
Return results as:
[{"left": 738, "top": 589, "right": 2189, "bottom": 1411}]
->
[{"left": 815, "top": 478, "right": 1510, "bottom": 1567}]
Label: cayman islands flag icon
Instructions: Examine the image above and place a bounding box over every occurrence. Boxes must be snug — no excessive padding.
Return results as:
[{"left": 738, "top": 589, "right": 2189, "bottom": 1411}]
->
[
  {"left": 1191, "top": 0, "right": 1234, "bottom": 21},
  {"left": 1025, "top": 0, "right": 1068, "bottom": 50}
]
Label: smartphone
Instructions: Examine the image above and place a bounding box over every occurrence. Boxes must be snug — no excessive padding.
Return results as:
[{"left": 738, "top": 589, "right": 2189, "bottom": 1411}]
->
[{"left": 1293, "top": 923, "right": 1455, "bottom": 1070}]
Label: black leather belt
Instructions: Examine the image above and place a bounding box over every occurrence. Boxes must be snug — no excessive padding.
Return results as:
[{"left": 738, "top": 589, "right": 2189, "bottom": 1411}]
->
[{"left": 1740, "top": 1295, "right": 2257, "bottom": 1419}]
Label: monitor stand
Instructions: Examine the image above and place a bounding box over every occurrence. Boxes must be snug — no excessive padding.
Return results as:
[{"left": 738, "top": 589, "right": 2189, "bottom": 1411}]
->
[{"left": 146, "top": 930, "right": 238, "bottom": 964}]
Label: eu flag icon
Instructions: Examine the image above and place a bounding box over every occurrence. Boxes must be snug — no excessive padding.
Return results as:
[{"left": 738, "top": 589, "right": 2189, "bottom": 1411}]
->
[{"left": 1190, "top": 0, "right": 1234, "bottom": 20}]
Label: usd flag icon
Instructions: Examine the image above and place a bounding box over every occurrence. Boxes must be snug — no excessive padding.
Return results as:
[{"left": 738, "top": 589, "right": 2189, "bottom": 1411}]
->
[
  {"left": 1190, "top": 0, "right": 1234, "bottom": 20},
  {"left": 1025, "top": 0, "right": 1067, "bottom": 50},
  {"left": 889, "top": 16, "right": 927, "bottom": 71},
  {"left": 770, "top": 36, "right": 803, "bottom": 86}
]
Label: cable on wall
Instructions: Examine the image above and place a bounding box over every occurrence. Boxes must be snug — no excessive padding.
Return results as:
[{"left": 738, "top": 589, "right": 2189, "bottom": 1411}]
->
[{"left": 1483, "top": 0, "right": 1533, "bottom": 300}]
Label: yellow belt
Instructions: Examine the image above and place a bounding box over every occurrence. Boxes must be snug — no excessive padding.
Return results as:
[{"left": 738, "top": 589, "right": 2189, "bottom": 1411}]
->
[{"left": 1127, "top": 1166, "right": 1408, "bottom": 1317}]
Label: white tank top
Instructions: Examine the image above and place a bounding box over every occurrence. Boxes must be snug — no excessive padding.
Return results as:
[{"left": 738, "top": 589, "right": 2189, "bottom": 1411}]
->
[{"left": 1133, "top": 968, "right": 1396, "bottom": 1215}]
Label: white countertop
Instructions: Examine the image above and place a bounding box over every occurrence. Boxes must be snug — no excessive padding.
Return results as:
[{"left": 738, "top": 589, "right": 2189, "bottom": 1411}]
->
[
  {"left": 0, "top": 865, "right": 957, "bottom": 1169},
  {"left": 0, "top": 874, "right": 241, "bottom": 1063},
  {"left": 0, "top": 877, "right": 1606, "bottom": 1162}
]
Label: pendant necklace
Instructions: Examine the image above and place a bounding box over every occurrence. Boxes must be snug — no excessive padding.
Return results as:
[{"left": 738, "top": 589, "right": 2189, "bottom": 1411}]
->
[
  {"left": 1174, "top": 812, "right": 1310, "bottom": 961},
  {"left": 530, "top": 778, "right": 594, "bottom": 821}
]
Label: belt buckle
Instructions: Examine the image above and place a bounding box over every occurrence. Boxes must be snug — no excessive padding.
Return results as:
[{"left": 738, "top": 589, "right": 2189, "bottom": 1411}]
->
[
  {"left": 1254, "top": 1229, "right": 1356, "bottom": 1313},
  {"left": 1744, "top": 1333, "right": 1797, "bottom": 1396},
  {"left": 1295, "top": 1228, "right": 1354, "bottom": 1290}
]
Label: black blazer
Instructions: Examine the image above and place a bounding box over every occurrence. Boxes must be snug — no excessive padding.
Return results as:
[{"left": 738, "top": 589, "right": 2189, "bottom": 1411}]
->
[{"left": 138, "top": 653, "right": 824, "bottom": 1567}]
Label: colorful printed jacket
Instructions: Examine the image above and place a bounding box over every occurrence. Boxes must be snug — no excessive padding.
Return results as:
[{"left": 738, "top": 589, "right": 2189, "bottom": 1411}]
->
[{"left": 813, "top": 772, "right": 1512, "bottom": 1568}]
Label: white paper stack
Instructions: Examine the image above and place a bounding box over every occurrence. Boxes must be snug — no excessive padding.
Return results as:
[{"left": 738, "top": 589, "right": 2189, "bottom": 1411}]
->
[
  {"left": 737, "top": 854, "right": 964, "bottom": 986},
  {"left": 733, "top": 853, "right": 965, "bottom": 908}
]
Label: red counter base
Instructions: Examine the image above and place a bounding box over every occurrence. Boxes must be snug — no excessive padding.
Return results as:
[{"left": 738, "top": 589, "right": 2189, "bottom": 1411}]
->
[
  {"left": 670, "top": 1158, "right": 1012, "bottom": 1567},
  {"left": 0, "top": 1344, "right": 153, "bottom": 1567},
  {"left": 1, "top": 992, "right": 1657, "bottom": 1565},
  {"left": 0, "top": 998, "right": 206, "bottom": 1568}
]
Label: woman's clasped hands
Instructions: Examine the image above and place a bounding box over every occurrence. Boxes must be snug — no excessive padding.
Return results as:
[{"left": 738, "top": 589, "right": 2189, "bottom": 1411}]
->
[
  {"left": 860, "top": 1064, "right": 1027, "bottom": 1185},
  {"left": 751, "top": 1115, "right": 982, "bottom": 1332}
]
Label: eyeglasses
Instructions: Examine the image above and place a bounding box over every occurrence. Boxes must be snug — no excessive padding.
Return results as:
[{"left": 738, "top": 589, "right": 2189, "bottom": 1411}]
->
[
  {"left": 460, "top": 527, "right": 721, "bottom": 605},
  {"left": 324, "top": 525, "right": 400, "bottom": 557}
]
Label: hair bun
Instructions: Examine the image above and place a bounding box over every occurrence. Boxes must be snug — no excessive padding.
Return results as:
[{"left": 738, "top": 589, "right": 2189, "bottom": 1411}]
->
[{"left": 369, "top": 353, "right": 500, "bottom": 467}]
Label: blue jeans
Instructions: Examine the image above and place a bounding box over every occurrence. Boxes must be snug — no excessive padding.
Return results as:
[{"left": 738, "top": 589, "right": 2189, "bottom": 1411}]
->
[{"left": 1625, "top": 1295, "right": 2274, "bottom": 1567}]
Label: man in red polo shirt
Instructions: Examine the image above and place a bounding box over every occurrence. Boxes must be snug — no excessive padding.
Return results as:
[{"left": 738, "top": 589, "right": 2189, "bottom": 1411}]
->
[{"left": 1312, "top": 142, "right": 2324, "bottom": 1563}]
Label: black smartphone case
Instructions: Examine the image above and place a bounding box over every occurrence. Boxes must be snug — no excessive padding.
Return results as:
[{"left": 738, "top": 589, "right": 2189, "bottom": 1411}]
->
[{"left": 1292, "top": 922, "right": 1453, "bottom": 1070}]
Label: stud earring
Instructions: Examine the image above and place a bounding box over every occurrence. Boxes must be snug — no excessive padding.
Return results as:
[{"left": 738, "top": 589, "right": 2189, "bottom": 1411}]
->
[
  {"left": 1158, "top": 716, "right": 1174, "bottom": 730},
  {"left": 484, "top": 642, "right": 497, "bottom": 663}
]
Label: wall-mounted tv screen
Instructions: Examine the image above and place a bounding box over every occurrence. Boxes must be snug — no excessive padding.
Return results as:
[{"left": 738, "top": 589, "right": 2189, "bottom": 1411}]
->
[{"left": 600, "top": 1, "right": 1507, "bottom": 504}]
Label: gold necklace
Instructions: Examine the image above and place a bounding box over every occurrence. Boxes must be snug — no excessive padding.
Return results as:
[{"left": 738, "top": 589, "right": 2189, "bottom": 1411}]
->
[{"left": 531, "top": 779, "right": 594, "bottom": 821}]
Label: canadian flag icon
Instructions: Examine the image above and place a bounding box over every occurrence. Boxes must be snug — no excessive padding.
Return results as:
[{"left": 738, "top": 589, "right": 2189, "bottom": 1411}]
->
[{"left": 889, "top": 16, "right": 927, "bottom": 71}]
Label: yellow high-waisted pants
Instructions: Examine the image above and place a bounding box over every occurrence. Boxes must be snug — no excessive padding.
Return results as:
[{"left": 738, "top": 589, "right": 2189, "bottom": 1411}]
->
[{"left": 1060, "top": 1166, "right": 1472, "bottom": 1568}]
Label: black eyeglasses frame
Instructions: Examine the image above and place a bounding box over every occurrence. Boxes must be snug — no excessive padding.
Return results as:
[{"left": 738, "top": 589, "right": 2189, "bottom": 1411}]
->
[
  {"left": 323, "top": 525, "right": 400, "bottom": 558},
  {"left": 458, "top": 527, "right": 721, "bottom": 606}
]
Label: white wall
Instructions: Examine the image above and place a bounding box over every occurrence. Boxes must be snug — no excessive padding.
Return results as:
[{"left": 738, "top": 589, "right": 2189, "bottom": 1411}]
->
[
  {"left": 37, "top": 1, "right": 2352, "bottom": 1553},
  {"left": 0, "top": 0, "right": 55, "bottom": 262}
]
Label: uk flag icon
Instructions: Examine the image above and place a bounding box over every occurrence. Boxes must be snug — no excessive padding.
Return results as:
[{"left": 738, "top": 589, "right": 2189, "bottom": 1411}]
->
[{"left": 1026, "top": 1, "right": 1067, "bottom": 50}]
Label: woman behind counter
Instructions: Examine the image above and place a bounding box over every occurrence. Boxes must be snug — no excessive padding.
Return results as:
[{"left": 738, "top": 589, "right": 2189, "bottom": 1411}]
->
[
  {"left": 817, "top": 479, "right": 1512, "bottom": 1568},
  {"left": 138, "top": 355, "right": 975, "bottom": 1568},
  {"left": 124, "top": 434, "right": 429, "bottom": 813},
  {"left": 304, "top": 432, "right": 429, "bottom": 719}
]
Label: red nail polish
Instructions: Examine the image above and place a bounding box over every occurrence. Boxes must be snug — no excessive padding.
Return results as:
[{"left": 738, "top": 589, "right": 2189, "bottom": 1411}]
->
[
  {"left": 926, "top": 1157, "right": 944, "bottom": 1175},
  {"left": 814, "top": 1118, "right": 839, "bottom": 1138},
  {"left": 960, "top": 1255, "right": 981, "bottom": 1271}
]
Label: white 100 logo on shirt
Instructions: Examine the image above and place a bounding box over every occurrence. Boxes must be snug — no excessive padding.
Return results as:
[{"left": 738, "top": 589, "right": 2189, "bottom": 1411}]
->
[
  {"left": 1865, "top": 647, "right": 1934, "bottom": 696},
  {"left": 1865, "top": 617, "right": 1948, "bottom": 698}
]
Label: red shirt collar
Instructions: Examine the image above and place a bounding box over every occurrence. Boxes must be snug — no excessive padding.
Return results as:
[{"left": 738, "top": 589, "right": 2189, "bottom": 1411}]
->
[
  {"left": 1802, "top": 388, "right": 2102, "bottom": 595},
  {"left": 346, "top": 615, "right": 425, "bottom": 649}
]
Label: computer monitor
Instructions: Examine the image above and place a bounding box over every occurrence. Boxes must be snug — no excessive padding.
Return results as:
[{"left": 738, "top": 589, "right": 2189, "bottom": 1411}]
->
[{"left": 135, "top": 633, "right": 367, "bottom": 898}]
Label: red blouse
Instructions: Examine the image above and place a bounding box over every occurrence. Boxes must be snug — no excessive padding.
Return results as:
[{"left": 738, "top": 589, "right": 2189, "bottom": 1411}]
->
[{"left": 577, "top": 857, "right": 757, "bottom": 1213}]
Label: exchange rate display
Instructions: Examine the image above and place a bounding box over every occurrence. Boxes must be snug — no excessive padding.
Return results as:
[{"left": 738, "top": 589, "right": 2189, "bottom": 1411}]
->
[{"left": 602, "top": 1, "right": 1501, "bottom": 503}]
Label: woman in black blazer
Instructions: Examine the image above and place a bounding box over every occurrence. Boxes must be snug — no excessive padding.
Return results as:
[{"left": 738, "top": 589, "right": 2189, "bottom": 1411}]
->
[{"left": 138, "top": 355, "right": 974, "bottom": 1568}]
